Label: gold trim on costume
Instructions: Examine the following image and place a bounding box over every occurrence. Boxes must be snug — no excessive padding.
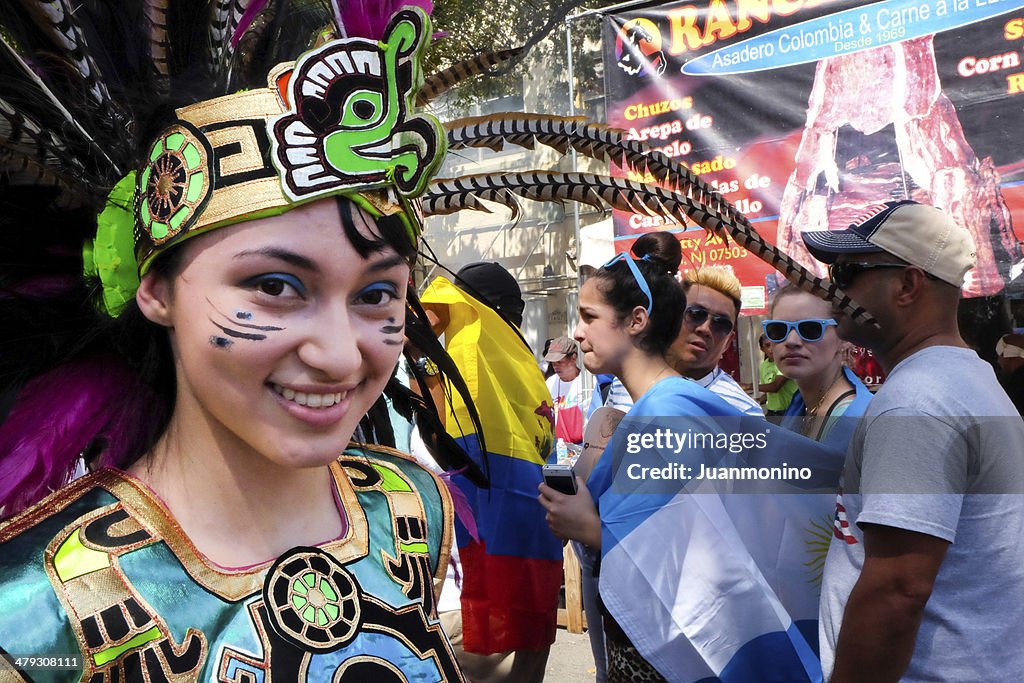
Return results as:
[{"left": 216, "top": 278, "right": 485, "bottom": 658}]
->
[
  {"left": 105, "top": 465, "right": 369, "bottom": 602},
  {"left": 348, "top": 441, "right": 456, "bottom": 587},
  {"left": 0, "top": 471, "right": 109, "bottom": 543},
  {"left": 0, "top": 653, "right": 27, "bottom": 681},
  {"left": 42, "top": 503, "right": 209, "bottom": 680}
]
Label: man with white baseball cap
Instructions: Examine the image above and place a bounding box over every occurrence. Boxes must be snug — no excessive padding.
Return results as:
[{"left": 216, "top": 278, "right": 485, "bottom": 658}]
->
[
  {"left": 801, "top": 200, "right": 1024, "bottom": 682},
  {"left": 996, "top": 333, "right": 1024, "bottom": 414}
]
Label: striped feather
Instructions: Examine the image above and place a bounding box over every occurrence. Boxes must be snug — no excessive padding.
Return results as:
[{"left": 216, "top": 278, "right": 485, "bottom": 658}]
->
[
  {"left": 0, "top": 147, "right": 89, "bottom": 209},
  {"left": 0, "top": 96, "right": 85, "bottom": 174},
  {"left": 424, "top": 172, "right": 875, "bottom": 325},
  {"left": 16, "top": 0, "right": 113, "bottom": 110},
  {"left": 416, "top": 47, "right": 524, "bottom": 106},
  {"left": 0, "top": 34, "right": 119, "bottom": 175},
  {"left": 446, "top": 113, "right": 758, "bottom": 239},
  {"left": 145, "top": 0, "right": 170, "bottom": 94},
  {"left": 209, "top": 0, "right": 250, "bottom": 70}
]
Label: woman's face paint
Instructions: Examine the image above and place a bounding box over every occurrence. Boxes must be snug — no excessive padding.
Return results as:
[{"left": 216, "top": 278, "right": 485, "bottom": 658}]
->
[
  {"left": 206, "top": 298, "right": 286, "bottom": 344},
  {"left": 210, "top": 336, "right": 233, "bottom": 350},
  {"left": 161, "top": 199, "right": 410, "bottom": 470},
  {"left": 380, "top": 316, "right": 405, "bottom": 344}
]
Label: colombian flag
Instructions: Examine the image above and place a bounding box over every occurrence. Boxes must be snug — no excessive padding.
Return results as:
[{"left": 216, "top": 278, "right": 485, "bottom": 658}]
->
[{"left": 422, "top": 277, "right": 563, "bottom": 654}]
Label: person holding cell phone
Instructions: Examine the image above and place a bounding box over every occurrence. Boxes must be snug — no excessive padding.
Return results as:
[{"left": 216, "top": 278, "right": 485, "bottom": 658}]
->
[
  {"left": 538, "top": 239, "right": 741, "bottom": 681},
  {"left": 763, "top": 286, "right": 873, "bottom": 447}
]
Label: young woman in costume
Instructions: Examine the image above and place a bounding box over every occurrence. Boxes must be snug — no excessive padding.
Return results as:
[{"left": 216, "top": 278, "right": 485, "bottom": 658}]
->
[
  {"left": 0, "top": 4, "right": 469, "bottom": 680},
  {"left": 765, "top": 286, "right": 873, "bottom": 448}
]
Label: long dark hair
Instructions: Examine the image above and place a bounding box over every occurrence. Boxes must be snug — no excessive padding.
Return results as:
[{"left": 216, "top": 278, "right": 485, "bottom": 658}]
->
[
  {"left": 590, "top": 234, "right": 685, "bottom": 356},
  {"left": 0, "top": 2, "right": 489, "bottom": 516},
  {"left": 0, "top": 146, "right": 434, "bottom": 512}
]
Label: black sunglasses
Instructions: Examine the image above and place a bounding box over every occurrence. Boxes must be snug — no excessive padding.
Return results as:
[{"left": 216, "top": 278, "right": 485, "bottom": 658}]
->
[
  {"left": 684, "top": 305, "right": 734, "bottom": 336},
  {"left": 828, "top": 262, "right": 908, "bottom": 289}
]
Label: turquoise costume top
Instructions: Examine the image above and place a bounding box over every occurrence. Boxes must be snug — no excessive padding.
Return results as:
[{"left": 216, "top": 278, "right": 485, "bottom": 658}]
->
[{"left": 0, "top": 445, "right": 464, "bottom": 682}]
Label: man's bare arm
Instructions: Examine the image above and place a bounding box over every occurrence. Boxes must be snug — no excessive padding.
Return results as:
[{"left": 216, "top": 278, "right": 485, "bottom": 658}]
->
[{"left": 830, "top": 523, "right": 948, "bottom": 682}]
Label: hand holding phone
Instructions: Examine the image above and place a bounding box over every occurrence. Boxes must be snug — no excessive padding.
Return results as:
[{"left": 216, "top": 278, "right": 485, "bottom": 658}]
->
[{"left": 542, "top": 463, "right": 578, "bottom": 495}]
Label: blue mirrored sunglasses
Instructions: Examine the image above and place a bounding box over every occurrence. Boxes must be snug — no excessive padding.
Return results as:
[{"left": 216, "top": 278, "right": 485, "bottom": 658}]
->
[
  {"left": 762, "top": 318, "right": 837, "bottom": 343},
  {"left": 602, "top": 253, "right": 653, "bottom": 315}
]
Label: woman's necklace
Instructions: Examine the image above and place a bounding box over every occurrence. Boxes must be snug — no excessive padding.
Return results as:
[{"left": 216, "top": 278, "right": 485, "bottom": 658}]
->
[{"left": 806, "top": 369, "right": 845, "bottom": 417}]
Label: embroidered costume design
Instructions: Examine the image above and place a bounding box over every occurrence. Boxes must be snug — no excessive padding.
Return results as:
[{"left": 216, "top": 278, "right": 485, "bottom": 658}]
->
[
  {"left": 272, "top": 9, "right": 445, "bottom": 201},
  {"left": 0, "top": 446, "right": 463, "bottom": 682},
  {"left": 137, "top": 123, "right": 213, "bottom": 246}
]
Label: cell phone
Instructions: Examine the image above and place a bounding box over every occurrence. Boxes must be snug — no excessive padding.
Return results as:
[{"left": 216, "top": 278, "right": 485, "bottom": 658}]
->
[{"left": 542, "top": 463, "right": 578, "bottom": 495}]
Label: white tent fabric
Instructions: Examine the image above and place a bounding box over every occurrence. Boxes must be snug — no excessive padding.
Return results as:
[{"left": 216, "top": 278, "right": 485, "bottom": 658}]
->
[{"left": 579, "top": 218, "right": 615, "bottom": 267}]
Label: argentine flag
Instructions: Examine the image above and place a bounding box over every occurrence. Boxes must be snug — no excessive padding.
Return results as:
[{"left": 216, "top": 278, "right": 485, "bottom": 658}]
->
[{"left": 590, "top": 380, "right": 843, "bottom": 682}]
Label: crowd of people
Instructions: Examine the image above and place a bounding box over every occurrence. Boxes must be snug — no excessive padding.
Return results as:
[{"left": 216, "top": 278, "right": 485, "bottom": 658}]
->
[
  {"left": 534, "top": 200, "right": 1024, "bottom": 682},
  {"left": 0, "top": 2, "right": 1021, "bottom": 682}
]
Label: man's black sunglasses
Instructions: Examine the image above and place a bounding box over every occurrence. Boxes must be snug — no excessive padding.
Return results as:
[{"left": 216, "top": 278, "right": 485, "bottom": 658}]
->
[
  {"left": 828, "top": 262, "right": 909, "bottom": 289},
  {"left": 683, "top": 305, "right": 734, "bottom": 336}
]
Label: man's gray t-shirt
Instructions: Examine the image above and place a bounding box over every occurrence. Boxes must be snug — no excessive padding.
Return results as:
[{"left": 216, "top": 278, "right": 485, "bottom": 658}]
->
[{"left": 820, "top": 346, "right": 1024, "bottom": 681}]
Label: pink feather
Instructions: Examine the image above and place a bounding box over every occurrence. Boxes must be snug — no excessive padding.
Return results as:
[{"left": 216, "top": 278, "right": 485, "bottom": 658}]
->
[
  {"left": 439, "top": 469, "right": 479, "bottom": 542},
  {"left": 332, "top": 0, "right": 433, "bottom": 40},
  {"left": 230, "top": 0, "right": 270, "bottom": 49},
  {"left": 0, "top": 357, "right": 160, "bottom": 518}
]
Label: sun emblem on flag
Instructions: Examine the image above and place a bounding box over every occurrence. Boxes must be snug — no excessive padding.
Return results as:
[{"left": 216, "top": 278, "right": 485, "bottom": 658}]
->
[{"left": 804, "top": 515, "right": 834, "bottom": 585}]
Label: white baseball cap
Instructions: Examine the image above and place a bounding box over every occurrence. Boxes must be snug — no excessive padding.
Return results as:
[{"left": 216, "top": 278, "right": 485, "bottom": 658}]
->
[
  {"left": 801, "top": 201, "right": 976, "bottom": 287},
  {"left": 997, "top": 335, "right": 1024, "bottom": 359}
]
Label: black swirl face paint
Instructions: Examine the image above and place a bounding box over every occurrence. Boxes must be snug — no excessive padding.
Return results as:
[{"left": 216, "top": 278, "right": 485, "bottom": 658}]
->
[
  {"left": 210, "top": 320, "right": 268, "bottom": 341},
  {"left": 380, "top": 316, "right": 405, "bottom": 335},
  {"left": 207, "top": 299, "right": 284, "bottom": 343},
  {"left": 380, "top": 315, "right": 405, "bottom": 345}
]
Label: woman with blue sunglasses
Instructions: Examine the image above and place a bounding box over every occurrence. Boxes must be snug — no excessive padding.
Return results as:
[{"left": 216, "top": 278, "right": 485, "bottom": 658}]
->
[
  {"left": 764, "top": 287, "right": 872, "bottom": 447},
  {"left": 538, "top": 238, "right": 746, "bottom": 681}
]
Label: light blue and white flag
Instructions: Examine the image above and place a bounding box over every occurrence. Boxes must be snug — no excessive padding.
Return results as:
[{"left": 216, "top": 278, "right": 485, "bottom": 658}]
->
[{"left": 590, "top": 378, "right": 843, "bottom": 682}]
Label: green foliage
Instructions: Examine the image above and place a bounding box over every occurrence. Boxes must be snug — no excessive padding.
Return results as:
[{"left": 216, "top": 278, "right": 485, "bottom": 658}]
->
[{"left": 426, "top": 0, "right": 620, "bottom": 113}]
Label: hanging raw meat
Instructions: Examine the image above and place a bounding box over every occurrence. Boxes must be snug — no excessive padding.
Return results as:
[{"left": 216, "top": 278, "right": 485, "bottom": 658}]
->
[{"left": 776, "top": 35, "right": 1021, "bottom": 296}]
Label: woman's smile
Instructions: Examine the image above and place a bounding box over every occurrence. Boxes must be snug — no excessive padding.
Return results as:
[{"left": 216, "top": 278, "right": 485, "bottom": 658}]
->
[
  {"left": 269, "top": 383, "right": 349, "bottom": 408},
  {"left": 268, "top": 381, "right": 357, "bottom": 427},
  {"left": 141, "top": 199, "right": 409, "bottom": 469}
]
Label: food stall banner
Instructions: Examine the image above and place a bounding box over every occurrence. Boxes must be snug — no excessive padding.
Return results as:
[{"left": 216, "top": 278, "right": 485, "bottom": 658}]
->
[{"left": 603, "top": 0, "right": 1024, "bottom": 313}]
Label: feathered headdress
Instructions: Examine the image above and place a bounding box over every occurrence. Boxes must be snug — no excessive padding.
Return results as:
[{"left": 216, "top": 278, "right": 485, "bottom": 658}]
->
[
  {"left": 0, "top": 0, "right": 868, "bottom": 317},
  {"left": 0, "top": 1, "right": 869, "bottom": 515}
]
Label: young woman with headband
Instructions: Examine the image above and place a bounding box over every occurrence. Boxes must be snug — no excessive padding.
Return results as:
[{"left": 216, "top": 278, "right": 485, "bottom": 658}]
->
[
  {"left": 539, "top": 238, "right": 741, "bottom": 681},
  {"left": 0, "top": 5, "right": 469, "bottom": 680}
]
